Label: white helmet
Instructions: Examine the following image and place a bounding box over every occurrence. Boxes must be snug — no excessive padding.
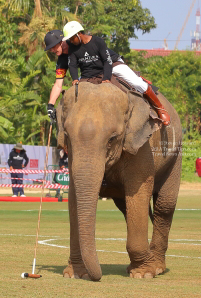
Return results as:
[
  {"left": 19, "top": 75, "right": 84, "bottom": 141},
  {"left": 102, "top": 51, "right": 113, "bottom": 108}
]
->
[{"left": 62, "top": 21, "right": 84, "bottom": 41}]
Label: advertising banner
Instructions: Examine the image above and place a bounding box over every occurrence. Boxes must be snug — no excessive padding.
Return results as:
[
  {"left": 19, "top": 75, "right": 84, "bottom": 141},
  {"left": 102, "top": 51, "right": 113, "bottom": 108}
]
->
[{"left": 54, "top": 173, "right": 69, "bottom": 185}]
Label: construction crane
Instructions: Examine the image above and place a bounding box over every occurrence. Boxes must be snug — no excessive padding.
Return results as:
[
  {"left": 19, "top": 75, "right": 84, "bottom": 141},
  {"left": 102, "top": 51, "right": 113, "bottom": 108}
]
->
[{"left": 174, "top": 0, "right": 197, "bottom": 50}]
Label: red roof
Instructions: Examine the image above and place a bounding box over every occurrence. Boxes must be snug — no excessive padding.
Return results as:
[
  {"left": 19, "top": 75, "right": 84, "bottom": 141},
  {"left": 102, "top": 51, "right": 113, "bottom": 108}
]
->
[{"left": 133, "top": 49, "right": 201, "bottom": 58}]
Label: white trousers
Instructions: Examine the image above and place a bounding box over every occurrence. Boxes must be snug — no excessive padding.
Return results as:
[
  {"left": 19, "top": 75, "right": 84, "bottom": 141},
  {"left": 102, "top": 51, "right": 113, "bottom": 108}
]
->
[{"left": 112, "top": 63, "right": 148, "bottom": 93}]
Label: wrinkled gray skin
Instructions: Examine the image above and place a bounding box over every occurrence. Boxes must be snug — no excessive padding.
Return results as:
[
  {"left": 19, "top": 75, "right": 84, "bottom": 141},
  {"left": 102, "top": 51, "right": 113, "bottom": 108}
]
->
[{"left": 57, "top": 82, "right": 182, "bottom": 281}]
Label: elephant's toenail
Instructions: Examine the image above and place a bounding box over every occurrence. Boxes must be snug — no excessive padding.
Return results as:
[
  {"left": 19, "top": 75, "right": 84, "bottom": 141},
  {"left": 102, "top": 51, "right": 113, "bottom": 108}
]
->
[
  {"left": 134, "top": 273, "right": 142, "bottom": 278},
  {"left": 63, "top": 273, "right": 70, "bottom": 278},
  {"left": 144, "top": 273, "right": 153, "bottom": 279},
  {"left": 156, "top": 268, "right": 163, "bottom": 275}
]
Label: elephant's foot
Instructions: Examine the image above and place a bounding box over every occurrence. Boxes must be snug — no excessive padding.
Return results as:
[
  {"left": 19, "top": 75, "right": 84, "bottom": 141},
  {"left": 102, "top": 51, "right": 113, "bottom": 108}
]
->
[
  {"left": 127, "top": 258, "right": 166, "bottom": 278},
  {"left": 127, "top": 262, "right": 155, "bottom": 279},
  {"left": 127, "top": 245, "right": 167, "bottom": 278},
  {"left": 63, "top": 260, "right": 90, "bottom": 280},
  {"left": 127, "top": 253, "right": 166, "bottom": 279},
  {"left": 149, "top": 246, "right": 166, "bottom": 275},
  {"left": 151, "top": 254, "right": 166, "bottom": 275}
]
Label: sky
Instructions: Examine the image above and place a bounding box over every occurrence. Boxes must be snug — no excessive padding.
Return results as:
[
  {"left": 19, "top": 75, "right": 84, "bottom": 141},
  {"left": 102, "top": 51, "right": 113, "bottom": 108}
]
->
[{"left": 129, "top": 0, "right": 200, "bottom": 51}]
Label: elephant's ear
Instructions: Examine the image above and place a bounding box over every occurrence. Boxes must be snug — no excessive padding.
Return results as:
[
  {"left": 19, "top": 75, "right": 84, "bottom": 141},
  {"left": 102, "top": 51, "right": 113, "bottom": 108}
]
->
[
  {"left": 123, "top": 92, "right": 161, "bottom": 155},
  {"left": 56, "top": 87, "right": 76, "bottom": 149}
]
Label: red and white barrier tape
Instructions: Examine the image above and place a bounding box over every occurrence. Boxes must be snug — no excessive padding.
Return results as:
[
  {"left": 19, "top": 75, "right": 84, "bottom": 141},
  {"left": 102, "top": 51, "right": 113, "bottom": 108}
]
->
[
  {"left": 0, "top": 184, "right": 69, "bottom": 189},
  {"left": 1, "top": 176, "right": 45, "bottom": 183},
  {"left": 0, "top": 169, "right": 69, "bottom": 174}
]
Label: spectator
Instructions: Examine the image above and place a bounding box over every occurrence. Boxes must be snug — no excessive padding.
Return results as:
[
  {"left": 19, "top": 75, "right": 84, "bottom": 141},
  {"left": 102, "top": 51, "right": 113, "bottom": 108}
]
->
[
  {"left": 8, "top": 143, "right": 29, "bottom": 197},
  {"left": 59, "top": 148, "right": 68, "bottom": 169},
  {"left": 55, "top": 149, "right": 68, "bottom": 198}
]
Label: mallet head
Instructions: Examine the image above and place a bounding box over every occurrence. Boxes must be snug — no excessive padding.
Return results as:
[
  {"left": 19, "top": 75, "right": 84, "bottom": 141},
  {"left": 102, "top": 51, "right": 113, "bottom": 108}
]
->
[{"left": 21, "top": 272, "right": 42, "bottom": 279}]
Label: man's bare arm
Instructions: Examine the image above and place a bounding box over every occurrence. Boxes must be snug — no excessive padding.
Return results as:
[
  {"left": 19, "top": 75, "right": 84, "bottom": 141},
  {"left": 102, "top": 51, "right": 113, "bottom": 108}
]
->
[{"left": 49, "top": 78, "right": 64, "bottom": 105}]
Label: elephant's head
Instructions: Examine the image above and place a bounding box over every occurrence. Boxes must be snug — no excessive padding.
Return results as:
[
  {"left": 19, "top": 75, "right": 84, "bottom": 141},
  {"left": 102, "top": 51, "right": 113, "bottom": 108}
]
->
[{"left": 59, "top": 82, "right": 159, "bottom": 281}]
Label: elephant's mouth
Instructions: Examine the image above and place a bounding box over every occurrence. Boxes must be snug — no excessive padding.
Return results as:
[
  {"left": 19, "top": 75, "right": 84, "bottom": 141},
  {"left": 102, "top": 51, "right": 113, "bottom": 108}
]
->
[{"left": 105, "top": 134, "right": 125, "bottom": 168}]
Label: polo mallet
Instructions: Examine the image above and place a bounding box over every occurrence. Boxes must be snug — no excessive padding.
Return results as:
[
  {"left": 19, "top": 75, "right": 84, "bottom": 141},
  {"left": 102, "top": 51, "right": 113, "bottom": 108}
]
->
[
  {"left": 21, "top": 273, "right": 42, "bottom": 279},
  {"left": 21, "top": 120, "right": 53, "bottom": 279}
]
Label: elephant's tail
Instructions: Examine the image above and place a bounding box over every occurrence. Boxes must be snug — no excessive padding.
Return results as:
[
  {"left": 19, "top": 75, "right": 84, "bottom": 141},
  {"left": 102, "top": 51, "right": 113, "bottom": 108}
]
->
[{"left": 149, "top": 203, "right": 154, "bottom": 224}]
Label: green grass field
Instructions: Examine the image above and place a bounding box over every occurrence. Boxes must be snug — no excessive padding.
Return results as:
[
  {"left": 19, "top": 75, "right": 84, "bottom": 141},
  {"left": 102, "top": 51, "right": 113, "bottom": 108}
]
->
[{"left": 0, "top": 188, "right": 201, "bottom": 298}]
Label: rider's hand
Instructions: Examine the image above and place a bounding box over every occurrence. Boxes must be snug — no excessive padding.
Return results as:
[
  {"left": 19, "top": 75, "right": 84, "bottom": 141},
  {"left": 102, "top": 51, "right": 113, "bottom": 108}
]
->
[
  {"left": 102, "top": 80, "right": 111, "bottom": 83},
  {"left": 10, "top": 166, "right": 13, "bottom": 171},
  {"left": 47, "top": 103, "right": 56, "bottom": 122},
  {"left": 72, "top": 80, "right": 79, "bottom": 86}
]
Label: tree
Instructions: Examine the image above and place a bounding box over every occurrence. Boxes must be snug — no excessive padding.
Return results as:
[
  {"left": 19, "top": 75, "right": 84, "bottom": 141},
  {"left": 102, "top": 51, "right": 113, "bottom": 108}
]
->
[
  {"left": 139, "top": 51, "right": 201, "bottom": 133},
  {"left": 18, "top": 16, "right": 55, "bottom": 56},
  {"left": 1, "top": 0, "right": 157, "bottom": 145},
  {"left": 131, "top": 50, "right": 201, "bottom": 180},
  {"left": 74, "top": 0, "right": 156, "bottom": 55}
]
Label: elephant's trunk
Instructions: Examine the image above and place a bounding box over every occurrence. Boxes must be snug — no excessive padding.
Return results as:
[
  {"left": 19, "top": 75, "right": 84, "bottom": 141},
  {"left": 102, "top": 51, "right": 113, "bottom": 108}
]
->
[{"left": 73, "top": 157, "right": 105, "bottom": 281}]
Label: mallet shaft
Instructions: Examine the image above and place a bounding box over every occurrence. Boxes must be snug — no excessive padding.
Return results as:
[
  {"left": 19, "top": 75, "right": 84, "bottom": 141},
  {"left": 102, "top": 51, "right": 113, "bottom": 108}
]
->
[{"left": 32, "top": 123, "right": 52, "bottom": 275}]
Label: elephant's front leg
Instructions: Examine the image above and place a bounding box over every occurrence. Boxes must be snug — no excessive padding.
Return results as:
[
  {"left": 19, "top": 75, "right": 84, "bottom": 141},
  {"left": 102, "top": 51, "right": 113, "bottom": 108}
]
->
[{"left": 63, "top": 179, "right": 89, "bottom": 279}]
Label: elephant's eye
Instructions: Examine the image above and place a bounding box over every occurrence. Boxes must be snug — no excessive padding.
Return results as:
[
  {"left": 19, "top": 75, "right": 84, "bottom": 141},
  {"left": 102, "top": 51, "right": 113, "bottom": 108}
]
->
[{"left": 108, "top": 135, "right": 116, "bottom": 144}]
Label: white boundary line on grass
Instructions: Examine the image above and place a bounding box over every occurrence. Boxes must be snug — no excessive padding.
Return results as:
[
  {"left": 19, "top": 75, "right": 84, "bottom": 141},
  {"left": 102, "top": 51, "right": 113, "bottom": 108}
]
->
[
  {"left": 38, "top": 238, "right": 201, "bottom": 259},
  {"left": 21, "top": 209, "right": 120, "bottom": 212},
  {"left": 21, "top": 209, "right": 201, "bottom": 212},
  {"left": 1, "top": 234, "right": 201, "bottom": 259},
  {"left": 38, "top": 239, "right": 68, "bottom": 249},
  {"left": 176, "top": 209, "right": 201, "bottom": 211},
  {"left": 0, "top": 233, "right": 61, "bottom": 238},
  {"left": 38, "top": 237, "right": 201, "bottom": 246},
  {"left": 1, "top": 234, "right": 201, "bottom": 244}
]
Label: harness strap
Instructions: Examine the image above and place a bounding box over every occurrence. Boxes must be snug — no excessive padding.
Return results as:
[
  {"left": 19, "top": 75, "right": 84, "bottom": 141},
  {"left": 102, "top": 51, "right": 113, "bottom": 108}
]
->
[{"left": 75, "top": 82, "right": 78, "bottom": 102}]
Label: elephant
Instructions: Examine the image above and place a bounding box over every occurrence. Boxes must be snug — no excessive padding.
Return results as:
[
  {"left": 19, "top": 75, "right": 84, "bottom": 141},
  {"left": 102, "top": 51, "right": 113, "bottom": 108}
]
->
[{"left": 56, "top": 81, "right": 182, "bottom": 281}]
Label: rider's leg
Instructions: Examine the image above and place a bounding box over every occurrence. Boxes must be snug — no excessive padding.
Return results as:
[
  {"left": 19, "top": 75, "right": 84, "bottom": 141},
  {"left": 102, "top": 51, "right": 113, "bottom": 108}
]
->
[
  {"left": 112, "top": 63, "right": 147, "bottom": 93},
  {"left": 112, "top": 64, "right": 170, "bottom": 126}
]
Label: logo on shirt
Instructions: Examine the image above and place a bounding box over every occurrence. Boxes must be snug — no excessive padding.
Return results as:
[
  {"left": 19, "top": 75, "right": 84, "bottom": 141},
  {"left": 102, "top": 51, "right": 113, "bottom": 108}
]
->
[
  {"left": 56, "top": 68, "right": 67, "bottom": 79},
  {"left": 106, "top": 49, "right": 112, "bottom": 65},
  {"left": 79, "top": 53, "right": 99, "bottom": 63},
  {"left": 13, "top": 155, "right": 23, "bottom": 160}
]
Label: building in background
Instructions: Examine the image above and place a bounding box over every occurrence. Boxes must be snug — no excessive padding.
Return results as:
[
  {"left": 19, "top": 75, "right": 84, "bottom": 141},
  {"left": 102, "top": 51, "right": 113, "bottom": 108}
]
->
[{"left": 133, "top": 48, "right": 201, "bottom": 58}]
